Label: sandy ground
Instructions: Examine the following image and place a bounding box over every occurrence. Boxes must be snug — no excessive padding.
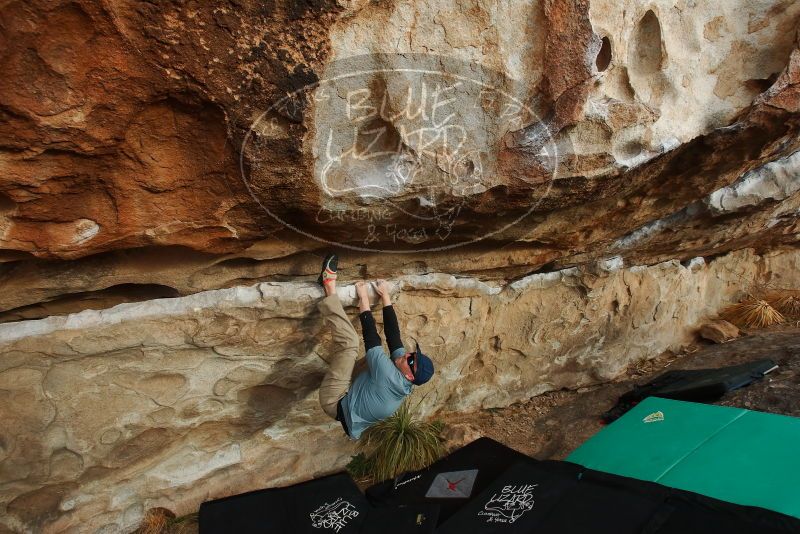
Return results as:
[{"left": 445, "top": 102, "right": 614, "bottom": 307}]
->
[{"left": 443, "top": 324, "right": 800, "bottom": 460}]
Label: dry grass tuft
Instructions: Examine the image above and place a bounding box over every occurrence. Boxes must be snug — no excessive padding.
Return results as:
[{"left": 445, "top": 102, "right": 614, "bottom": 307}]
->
[
  {"left": 765, "top": 290, "right": 800, "bottom": 319},
  {"left": 721, "top": 298, "right": 784, "bottom": 329},
  {"left": 357, "top": 399, "right": 444, "bottom": 482},
  {"left": 170, "top": 513, "right": 199, "bottom": 534},
  {"left": 135, "top": 509, "right": 198, "bottom": 534},
  {"left": 137, "top": 508, "right": 175, "bottom": 534}
]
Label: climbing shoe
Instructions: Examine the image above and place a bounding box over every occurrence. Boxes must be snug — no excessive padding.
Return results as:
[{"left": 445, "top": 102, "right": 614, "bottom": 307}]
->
[{"left": 317, "top": 252, "right": 338, "bottom": 286}]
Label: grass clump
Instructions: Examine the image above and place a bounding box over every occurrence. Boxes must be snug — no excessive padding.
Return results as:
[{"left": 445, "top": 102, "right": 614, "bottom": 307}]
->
[
  {"left": 345, "top": 452, "right": 374, "bottom": 479},
  {"left": 353, "top": 399, "right": 444, "bottom": 483},
  {"left": 135, "top": 509, "right": 197, "bottom": 534},
  {"left": 765, "top": 290, "right": 800, "bottom": 320},
  {"left": 721, "top": 298, "right": 784, "bottom": 329},
  {"left": 136, "top": 508, "right": 173, "bottom": 534}
]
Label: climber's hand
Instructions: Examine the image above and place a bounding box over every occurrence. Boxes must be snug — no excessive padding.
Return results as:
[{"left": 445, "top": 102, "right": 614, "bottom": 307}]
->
[
  {"left": 355, "top": 281, "right": 371, "bottom": 312},
  {"left": 355, "top": 281, "right": 369, "bottom": 300},
  {"left": 374, "top": 279, "right": 392, "bottom": 305}
]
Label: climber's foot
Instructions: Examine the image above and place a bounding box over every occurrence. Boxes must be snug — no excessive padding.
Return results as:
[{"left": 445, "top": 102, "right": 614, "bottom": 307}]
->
[{"left": 318, "top": 252, "right": 338, "bottom": 294}]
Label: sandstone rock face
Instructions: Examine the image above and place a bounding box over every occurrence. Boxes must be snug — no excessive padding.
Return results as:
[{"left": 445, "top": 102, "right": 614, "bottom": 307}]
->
[
  {"left": 0, "top": 0, "right": 799, "bottom": 318},
  {"left": 2, "top": 0, "right": 800, "bottom": 531},
  {"left": 1, "top": 247, "right": 799, "bottom": 532}
]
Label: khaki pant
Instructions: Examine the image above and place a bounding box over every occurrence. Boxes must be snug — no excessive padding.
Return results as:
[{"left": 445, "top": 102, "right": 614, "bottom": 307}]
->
[{"left": 317, "top": 294, "right": 360, "bottom": 419}]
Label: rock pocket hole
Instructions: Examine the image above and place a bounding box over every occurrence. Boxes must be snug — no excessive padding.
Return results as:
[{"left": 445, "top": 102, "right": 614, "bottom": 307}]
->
[
  {"left": 744, "top": 73, "right": 779, "bottom": 95},
  {"left": 0, "top": 250, "right": 35, "bottom": 262},
  {"left": 616, "top": 141, "right": 644, "bottom": 161},
  {"left": 596, "top": 36, "right": 612, "bottom": 72},
  {"left": 0, "top": 192, "right": 17, "bottom": 215},
  {"left": 631, "top": 10, "right": 664, "bottom": 75}
]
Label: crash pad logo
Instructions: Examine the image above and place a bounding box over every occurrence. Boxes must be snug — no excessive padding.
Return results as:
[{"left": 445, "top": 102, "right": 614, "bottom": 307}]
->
[
  {"left": 477, "top": 484, "right": 536, "bottom": 524},
  {"left": 309, "top": 498, "right": 359, "bottom": 532},
  {"left": 240, "top": 53, "right": 563, "bottom": 253},
  {"left": 643, "top": 411, "right": 665, "bottom": 423},
  {"left": 425, "top": 469, "right": 479, "bottom": 498}
]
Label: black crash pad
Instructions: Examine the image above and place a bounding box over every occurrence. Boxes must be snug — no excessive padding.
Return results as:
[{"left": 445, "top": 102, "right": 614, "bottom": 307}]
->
[
  {"left": 438, "top": 460, "right": 800, "bottom": 534},
  {"left": 365, "top": 437, "right": 530, "bottom": 525},
  {"left": 360, "top": 503, "right": 439, "bottom": 533},
  {"left": 603, "top": 358, "right": 777, "bottom": 422},
  {"left": 199, "top": 472, "right": 439, "bottom": 534},
  {"left": 199, "top": 473, "right": 368, "bottom": 533},
  {"left": 436, "top": 460, "right": 662, "bottom": 534}
]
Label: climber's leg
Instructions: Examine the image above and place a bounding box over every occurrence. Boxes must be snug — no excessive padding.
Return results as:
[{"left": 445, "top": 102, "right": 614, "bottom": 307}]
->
[
  {"left": 315, "top": 253, "right": 359, "bottom": 419},
  {"left": 317, "top": 292, "right": 360, "bottom": 419}
]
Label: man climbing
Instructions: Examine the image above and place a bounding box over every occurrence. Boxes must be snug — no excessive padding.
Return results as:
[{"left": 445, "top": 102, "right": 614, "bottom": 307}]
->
[{"left": 315, "top": 252, "right": 435, "bottom": 440}]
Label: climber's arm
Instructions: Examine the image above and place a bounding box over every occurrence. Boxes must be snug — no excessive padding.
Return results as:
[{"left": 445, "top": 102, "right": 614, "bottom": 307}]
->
[
  {"left": 356, "top": 281, "right": 380, "bottom": 351},
  {"left": 382, "top": 304, "right": 404, "bottom": 356},
  {"left": 374, "top": 279, "right": 404, "bottom": 356},
  {"left": 359, "top": 310, "right": 382, "bottom": 351}
]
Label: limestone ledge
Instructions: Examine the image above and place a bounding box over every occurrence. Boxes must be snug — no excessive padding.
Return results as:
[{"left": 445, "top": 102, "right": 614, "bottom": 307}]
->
[
  {"left": 2, "top": 247, "right": 800, "bottom": 533},
  {"left": 707, "top": 150, "right": 800, "bottom": 214}
]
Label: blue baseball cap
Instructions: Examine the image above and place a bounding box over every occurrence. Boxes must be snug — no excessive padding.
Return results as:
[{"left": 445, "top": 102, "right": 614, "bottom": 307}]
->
[{"left": 411, "top": 342, "right": 434, "bottom": 386}]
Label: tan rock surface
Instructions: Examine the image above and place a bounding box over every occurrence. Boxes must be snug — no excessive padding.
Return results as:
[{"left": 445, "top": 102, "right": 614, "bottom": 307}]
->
[
  {"left": 0, "top": 247, "right": 798, "bottom": 532},
  {"left": 0, "top": 0, "right": 799, "bottom": 320},
  {"left": 699, "top": 319, "right": 740, "bottom": 343},
  {"left": 440, "top": 423, "right": 483, "bottom": 453}
]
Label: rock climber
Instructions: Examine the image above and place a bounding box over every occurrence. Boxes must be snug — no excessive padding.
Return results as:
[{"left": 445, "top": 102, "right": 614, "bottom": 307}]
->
[{"left": 315, "top": 252, "right": 435, "bottom": 440}]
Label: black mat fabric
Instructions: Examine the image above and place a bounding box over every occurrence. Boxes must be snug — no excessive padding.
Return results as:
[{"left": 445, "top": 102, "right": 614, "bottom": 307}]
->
[
  {"left": 360, "top": 503, "right": 440, "bottom": 533},
  {"left": 438, "top": 460, "right": 800, "bottom": 534},
  {"left": 649, "top": 493, "right": 800, "bottom": 534},
  {"left": 603, "top": 359, "right": 777, "bottom": 422},
  {"left": 436, "top": 460, "right": 670, "bottom": 534},
  {"left": 199, "top": 472, "right": 369, "bottom": 534},
  {"left": 365, "top": 437, "right": 530, "bottom": 524},
  {"left": 199, "top": 472, "right": 441, "bottom": 534},
  {"left": 436, "top": 461, "right": 581, "bottom": 534}
]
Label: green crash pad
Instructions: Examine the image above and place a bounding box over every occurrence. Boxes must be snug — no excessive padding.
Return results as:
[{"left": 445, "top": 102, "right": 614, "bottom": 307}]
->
[{"left": 567, "top": 397, "right": 800, "bottom": 519}]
